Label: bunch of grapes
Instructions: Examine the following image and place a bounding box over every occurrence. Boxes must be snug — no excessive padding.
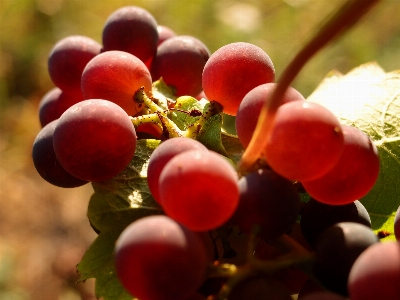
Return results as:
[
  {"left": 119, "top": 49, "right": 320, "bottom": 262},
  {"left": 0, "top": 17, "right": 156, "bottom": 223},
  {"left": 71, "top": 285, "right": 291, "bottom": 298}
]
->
[{"left": 31, "top": 3, "right": 400, "bottom": 300}]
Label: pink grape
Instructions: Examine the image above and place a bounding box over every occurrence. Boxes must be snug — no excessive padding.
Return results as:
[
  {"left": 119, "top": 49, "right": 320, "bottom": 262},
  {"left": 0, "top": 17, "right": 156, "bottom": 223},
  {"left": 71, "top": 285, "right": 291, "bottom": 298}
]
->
[
  {"left": 53, "top": 99, "right": 137, "bottom": 182},
  {"left": 159, "top": 150, "right": 239, "bottom": 231},
  {"left": 81, "top": 50, "right": 152, "bottom": 116},
  {"left": 235, "top": 83, "right": 305, "bottom": 148},
  {"left": 202, "top": 42, "right": 275, "bottom": 116},
  {"left": 48, "top": 35, "right": 101, "bottom": 95},
  {"left": 147, "top": 137, "right": 208, "bottom": 204},
  {"left": 348, "top": 241, "right": 400, "bottom": 300},
  {"left": 115, "top": 215, "right": 208, "bottom": 300},
  {"left": 302, "top": 125, "right": 380, "bottom": 205},
  {"left": 264, "top": 101, "right": 345, "bottom": 181},
  {"left": 102, "top": 6, "right": 159, "bottom": 63}
]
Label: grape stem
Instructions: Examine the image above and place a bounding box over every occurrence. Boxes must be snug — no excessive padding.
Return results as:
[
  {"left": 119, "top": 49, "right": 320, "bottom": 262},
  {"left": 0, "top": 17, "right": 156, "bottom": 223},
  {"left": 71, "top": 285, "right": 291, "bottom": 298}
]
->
[
  {"left": 130, "top": 95, "right": 223, "bottom": 139},
  {"left": 237, "top": 0, "right": 382, "bottom": 173},
  {"left": 212, "top": 229, "right": 315, "bottom": 299}
]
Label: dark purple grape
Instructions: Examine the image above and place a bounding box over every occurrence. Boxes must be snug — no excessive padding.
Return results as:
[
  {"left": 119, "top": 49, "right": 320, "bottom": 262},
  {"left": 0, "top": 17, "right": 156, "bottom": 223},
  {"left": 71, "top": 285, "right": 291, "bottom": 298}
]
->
[
  {"left": 348, "top": 241, "right": 400, "bottom": 300},
  {"left": 48, "top": 35, "right": 101, "bottom": 95},
  {"left": 395, "top": 205, "right": 400, "bottom": 240},
  {"left": 32, "top": 120, "right": 88, "bottom": 188},
  {"left": 38, "top": 87, "right": 83, "bottom": 127},
  {"left": 300, "top": 198, "right": 371, "bottom": 247},
  {"left": 115, "top": 215, "right": 208, "bottom": 300},
  {"left": 232, "top": 169, "right": 301, "bottom": 240},
  {"left": 297, "top": 278, "right": 324, "bottom": 298},
  {"left": 202, "top": 42, "right": 275, "bottom": 116},
  {"left": 53, "top": 99, "right": 137, "bottom": 182},
  {"left": 313, "top": 222, "right": 380, "bottom": 296},
  {"left": 235, "top": 83, "right": 304, "bottom": 148},
  {"left": 150, "top": 35, "right": 210, "bottom": 96},
  {"left": 299, "top": 291, "right": 348, "bottom": 300},
  {"left": 147, "top": 137, "right": 208, "bottom": 204},
  {"left": 228, "top": 277, "right": 292, "bottom": 300},
  {"left": 102, "top": 6, "right": 158, "bottom": 63}
]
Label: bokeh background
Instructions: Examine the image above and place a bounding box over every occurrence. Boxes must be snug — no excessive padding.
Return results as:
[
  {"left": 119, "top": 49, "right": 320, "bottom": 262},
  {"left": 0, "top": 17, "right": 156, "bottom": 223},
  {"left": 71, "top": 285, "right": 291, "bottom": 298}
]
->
[{"left": 0, "top": 0, "right": 399, "bottom": 299}]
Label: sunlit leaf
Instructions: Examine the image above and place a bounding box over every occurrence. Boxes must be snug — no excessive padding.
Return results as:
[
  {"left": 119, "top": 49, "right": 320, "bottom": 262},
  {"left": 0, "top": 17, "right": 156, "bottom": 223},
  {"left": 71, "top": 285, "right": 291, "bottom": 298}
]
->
[{"left": 308, "top": 62, "right": 400, "bottom": 241}]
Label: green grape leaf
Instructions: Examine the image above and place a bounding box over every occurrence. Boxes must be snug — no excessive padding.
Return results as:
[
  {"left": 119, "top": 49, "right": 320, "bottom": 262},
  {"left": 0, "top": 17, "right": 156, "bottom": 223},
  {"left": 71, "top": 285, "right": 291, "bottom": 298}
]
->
[
  {"left": 151, "top": 78, "right": 177, "bottom": 110},
  {"left": 221, "top": 132, "right": 245, "bottom": 164},
  {"left": 196, "top": 112, "right": 228, "bottom": 156},
  {"left": 78, "top": 134, "right": 243, "bottom": 300},
  {"left": 77, "top": 231, "right": 134, "bottom": 300},
  {"left": 307, "top": 62, "right": 400, "bottom": 241},
  {"left": 88, "top": 139, "right": 164, "bottom": 233}
]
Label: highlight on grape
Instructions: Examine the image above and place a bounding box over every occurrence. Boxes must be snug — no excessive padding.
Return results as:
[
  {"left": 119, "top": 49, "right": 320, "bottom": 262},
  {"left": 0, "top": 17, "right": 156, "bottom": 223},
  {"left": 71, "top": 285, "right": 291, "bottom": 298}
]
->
[{"left": 30, "top": 2, "right": 397, "bottom": 300}]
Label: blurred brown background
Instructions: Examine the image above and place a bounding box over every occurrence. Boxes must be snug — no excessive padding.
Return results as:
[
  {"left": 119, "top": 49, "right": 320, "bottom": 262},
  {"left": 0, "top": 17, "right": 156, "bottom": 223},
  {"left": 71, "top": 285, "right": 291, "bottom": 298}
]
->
[{"left": 1, "top": 0, "right": 399, "bottom": 299}]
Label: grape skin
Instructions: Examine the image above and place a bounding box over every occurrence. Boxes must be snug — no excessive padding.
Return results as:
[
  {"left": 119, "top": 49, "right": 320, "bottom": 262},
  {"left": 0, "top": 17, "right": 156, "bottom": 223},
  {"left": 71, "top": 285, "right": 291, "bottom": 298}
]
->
[
  {"left": 157, "top": 25, "right": 177, "bottom": 45},
  {"left": 264, "top": 101, "right": 344, "bottom": 181},
  {"left": 233, "top": 168, "right": 301, "bottom": 240},
  {"left": 159, "top": 149, "right": 239, "bottom": 231},
  {"left": 300, "top": 198, "right": 371, "bottom": 247},
  {"left": 32, "top": 120, "right": 88, "bottom": 188},
  {"left": 235, "top": 83, "right": 305, "bottom": 148},
  {"left": 395, "top": 205, "right": 400, "bottom": 240},
  {"left": 53, "top": 99, "right": 137, "bottom": 182},
  {"left": 81, "top": 50, "right": 152, "bottom": 116},
  {"left": 114, "top": 215, "right": 208, "bottom": 300},
  {"left": 38, "top": 87, "right": 83, "bottom": 127},
  {"left": 150, "top": 35, "right": 210, "bottom": 97},
  {"left": 348, "top": 241, "right": 400, "bottom": 300},
  {"left": 299, "top": 291, "right": 348, "bottom": 300},
  {"left": 302, "top": 124, "right": 380, "bottom": 205},
  {"left": 228, "top": 277, "right": 292, "bottom": 300},
  {"left": 48, "top": 35, "right": 101, "bottom": 95},
  {"left": 202, "top": 42, "right": 275, "bottom": 116},
  {"left": 102, "top": 6, "right": 159, "bottom": 63},
  {"left": 147, "top": 137, "right": 208, "bottom": 203},
  {"left": 313, "top": 222, "right": 380, "bottom": 296}
]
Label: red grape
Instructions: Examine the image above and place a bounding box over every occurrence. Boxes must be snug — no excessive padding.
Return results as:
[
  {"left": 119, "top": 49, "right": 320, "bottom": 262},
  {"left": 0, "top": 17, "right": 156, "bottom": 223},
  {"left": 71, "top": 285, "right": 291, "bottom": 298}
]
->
[
  {"left": 115, "top": 215, "right": 208, "bottom": 300},
  {"left": 53, "top": 99, "right": 137, "bottom": 182},
  {"left": 102, "top": 6, "right": 158, "bottom": 63},
  {"left": 264, "top": 101, "right": 344, "bottom": 181},
  {"left": 48, "top": 35, "right": 101, "bottom": 95},
  {"left": 159, "top": 149, "right": 239, "bottom": 231},
  {"left": 302, "top": 125, "right": 380, "bottom": 205},
  {"left": 235, "top": 83, "right": 305, "bottom": 148},
  {"left": 81, "top": 50, "right": 152, "bottom": 116},
  {"left": 202, "top": 42, "right": 275, "bottom": 116},
  {"left": 147, "top": 137, "right": 208, "bottom": 203},
  {"left": 348, "top": 241, "right": 400, "bottom": 300}
]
